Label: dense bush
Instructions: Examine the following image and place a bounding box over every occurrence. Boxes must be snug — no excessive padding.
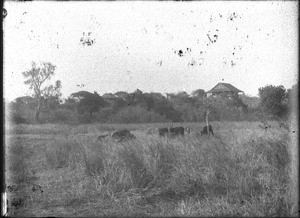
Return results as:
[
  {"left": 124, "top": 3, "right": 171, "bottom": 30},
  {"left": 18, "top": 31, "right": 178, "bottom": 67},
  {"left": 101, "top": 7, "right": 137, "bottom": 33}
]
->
[
  {"left": 10, "top": 113, "right": 28, "bottom": 124},
  {"left": 181, "top": 106, "right": 205, "bottom": 122},
  {"left": 51, "top": 108, "right": 78, "bottom": 123},
  {"left": 109, "top": 106, "right": 169, "bottom": 123},
  {"left": 71, "top": 91, "right": 107, "bottom": 117},
  {"left": 10, "top": 83, "right": 296, "bottom": 124},
  {"left": 258, "top": 85, "right": 288, "bottom": 118}
]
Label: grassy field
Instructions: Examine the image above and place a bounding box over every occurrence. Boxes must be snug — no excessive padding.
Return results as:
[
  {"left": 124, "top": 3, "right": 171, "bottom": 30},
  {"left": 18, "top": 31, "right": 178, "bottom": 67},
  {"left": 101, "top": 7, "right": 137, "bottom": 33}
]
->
[{"left": 5, "top": 121, "right": 298, "bottom": 217}]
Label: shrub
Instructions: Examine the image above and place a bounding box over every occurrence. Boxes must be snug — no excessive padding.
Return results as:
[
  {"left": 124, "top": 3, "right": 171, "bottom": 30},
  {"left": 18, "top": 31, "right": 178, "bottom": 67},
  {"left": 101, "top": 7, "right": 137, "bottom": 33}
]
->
[
  {"left": 258, "top": 85, "right": 288, "bottom": 118},
  {"left": 11, "top": 113, "right": 28, "bottom": 124},
  {"left": 109, "top": 106, "right": 169, "bottom": 123},
  {"left": 52, "top": 108, "right": 78, "bottom": 124}
]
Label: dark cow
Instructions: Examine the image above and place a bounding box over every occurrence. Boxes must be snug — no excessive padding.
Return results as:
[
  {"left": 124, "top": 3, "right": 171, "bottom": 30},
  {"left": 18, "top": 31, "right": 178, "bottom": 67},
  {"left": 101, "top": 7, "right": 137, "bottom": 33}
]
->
[
  {"left": 201, "top": 125, "right": 214, "bottom": 136},
  {"left": 159, "top": 127, "right": 185, "bottom": 137},
  {"left": 159, "top": 128, "right": 169, "bottom": 137},
  {"left": 111, "top": 129, "right": 136, "bottom": 142},
  {"left": 169, "top": 127, "right": 184, "bottom": 137},
  {"left": 98, "top": 133, "right": 111, "bottom": 141}
]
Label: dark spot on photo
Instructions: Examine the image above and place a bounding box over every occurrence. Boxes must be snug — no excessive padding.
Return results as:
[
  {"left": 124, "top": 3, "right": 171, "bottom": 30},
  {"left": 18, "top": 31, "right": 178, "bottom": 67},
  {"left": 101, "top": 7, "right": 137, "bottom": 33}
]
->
[
  {"left": 178, "top": 50, "right": 184, "bottom": 57},
  {"left": 3, "top": 8, "right": 8, "bottom": 18}
]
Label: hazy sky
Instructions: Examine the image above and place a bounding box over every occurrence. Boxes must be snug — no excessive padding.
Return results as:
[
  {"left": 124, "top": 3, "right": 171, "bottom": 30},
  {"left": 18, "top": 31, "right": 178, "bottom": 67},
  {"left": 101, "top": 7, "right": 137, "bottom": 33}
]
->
[{"left": 3, "top": 1, "right": 298, "bottom": 101}]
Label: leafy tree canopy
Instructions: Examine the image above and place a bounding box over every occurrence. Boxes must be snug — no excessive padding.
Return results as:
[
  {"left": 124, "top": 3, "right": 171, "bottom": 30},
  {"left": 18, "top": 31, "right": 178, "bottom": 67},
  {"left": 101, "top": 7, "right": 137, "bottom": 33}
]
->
[
  {"left": 70, "top": 91, "right": 106, "bottom": 116},
  {"left": 258, "top": 85, "right": 288, "bottom": 117},
  {"left": 22, "top": 61, "right": 61, "bottom": 122},
  {"left": 114, "top": 91, "right": 129, "bottom": 98},
  {"left": 191, "top": 89, "right": 206, "bottom": 98}
]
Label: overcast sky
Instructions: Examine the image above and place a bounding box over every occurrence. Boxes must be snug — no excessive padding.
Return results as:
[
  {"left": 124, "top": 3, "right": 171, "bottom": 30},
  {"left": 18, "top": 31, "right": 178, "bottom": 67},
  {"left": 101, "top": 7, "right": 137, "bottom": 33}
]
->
[{"left": 3, "top": 1, "right": 298, "bottom": 101}]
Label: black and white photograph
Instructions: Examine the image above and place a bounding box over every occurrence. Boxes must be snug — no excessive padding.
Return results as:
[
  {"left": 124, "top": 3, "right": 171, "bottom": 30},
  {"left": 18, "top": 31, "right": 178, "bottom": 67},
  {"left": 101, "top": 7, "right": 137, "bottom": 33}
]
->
[{"left": 3, "top": 1, "right": 298, "bottom": 217}]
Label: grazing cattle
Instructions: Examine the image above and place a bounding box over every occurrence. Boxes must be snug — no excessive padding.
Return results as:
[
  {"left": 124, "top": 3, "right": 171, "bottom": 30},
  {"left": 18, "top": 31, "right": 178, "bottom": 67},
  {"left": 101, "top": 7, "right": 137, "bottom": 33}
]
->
[
  {"left": 201, "top": 125, "right": 214, "bottom": 136},
  {"left": 159, "top": 128, "right": 169, "bottom": 137},
  {"left": 159, "top": 127, "right": 185, "bottom": 137},
  {"left": 111, "top": 129, "right": 136, "bottom": 142},
  {"left": 169, "top": 127, "right": 184, "bottom": 137},
  {"left": 98, "top": 133, "right": 111, "bottom": 141}
]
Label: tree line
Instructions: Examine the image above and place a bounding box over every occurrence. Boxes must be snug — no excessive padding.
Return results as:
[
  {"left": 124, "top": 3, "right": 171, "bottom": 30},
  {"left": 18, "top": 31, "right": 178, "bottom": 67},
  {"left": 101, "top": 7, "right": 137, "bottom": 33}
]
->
[{"left": 8, "top": 62, "right": 297, "bottom": 124}]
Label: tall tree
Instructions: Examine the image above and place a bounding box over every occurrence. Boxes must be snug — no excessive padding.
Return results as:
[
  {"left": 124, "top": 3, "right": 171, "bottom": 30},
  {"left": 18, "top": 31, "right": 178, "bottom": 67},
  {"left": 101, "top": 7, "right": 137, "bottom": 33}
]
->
[{"left": 22, "top": 61, "right": 61, "bottom": 123}]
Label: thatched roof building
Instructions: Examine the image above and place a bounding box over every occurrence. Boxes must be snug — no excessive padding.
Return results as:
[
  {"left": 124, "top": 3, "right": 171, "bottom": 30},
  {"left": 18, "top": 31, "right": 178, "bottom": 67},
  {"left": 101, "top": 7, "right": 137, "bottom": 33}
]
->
[{"left": 207, "top": 83, "right": 243, "bottom": 97}]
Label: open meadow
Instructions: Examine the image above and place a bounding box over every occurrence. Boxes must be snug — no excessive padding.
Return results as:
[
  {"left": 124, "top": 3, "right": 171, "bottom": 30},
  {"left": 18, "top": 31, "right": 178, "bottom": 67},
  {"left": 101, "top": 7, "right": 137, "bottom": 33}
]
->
[{"left": 5, "top": 121, "right": 298, "bottom": 217}]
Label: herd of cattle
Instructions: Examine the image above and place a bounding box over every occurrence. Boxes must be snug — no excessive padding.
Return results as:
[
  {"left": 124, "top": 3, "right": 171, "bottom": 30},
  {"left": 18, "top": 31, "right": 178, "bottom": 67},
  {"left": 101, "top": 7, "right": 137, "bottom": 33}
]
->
[{"left": 98, "top": 125, "right": 214, "bottom": 142}]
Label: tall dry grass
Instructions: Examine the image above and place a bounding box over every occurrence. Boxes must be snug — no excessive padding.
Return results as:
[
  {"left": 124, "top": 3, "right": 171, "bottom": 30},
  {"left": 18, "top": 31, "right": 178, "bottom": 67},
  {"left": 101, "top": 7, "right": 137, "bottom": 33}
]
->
[
  {"left": 40, "top": 122, "right": 295, "bottom": 216},
  {"left": 6, "top": 121, "right": 297, "bottom": 216}
]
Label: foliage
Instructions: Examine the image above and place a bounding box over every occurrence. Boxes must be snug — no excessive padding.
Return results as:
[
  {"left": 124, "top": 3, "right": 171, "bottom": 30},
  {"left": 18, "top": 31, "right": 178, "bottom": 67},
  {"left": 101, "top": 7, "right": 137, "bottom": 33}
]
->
[
  {"left": 71, "top": 91, "right": 106, "bottom": 118},
  {"left": 14, "top": 96, "right": 37, "bottom": 110},
  {"left": 22, "top": 62, "right": 56, "bottom": 96},
  {"left": 228, "top": 95, "right": 248, "bottom": 113},
  {"left": 176, "top": 91, "right": 189, "bottom": 98},
  {"left": 22, "top": 61, "right": 61, "bottom": 123},
  {"left": 10, "top": 113, "right": 28, "bottom": 124},
  {"left": 123, "top": 92, "right": 155, "bottom": 110},
  {"left": 258, "top": 85, "right": 288, "bottom": 118},
  {"left": 191, "top": 89, "right": 206, "bottom": 98},
  {"left": 10, "top": 97, "right": 36, "bottom": 114},
  {"left": 151, "top": 94, "right": 183, "bottom": 122},
  {"left": 239, "top": 93, "right": 260, "bottom": 108},
  {"left": 109, "top": 106, "right": 169, "bottom": 123},
  {"left": 51, "top": 108, "right": 78, "bottom": 124},
  {"left": 108, "top": 91, "right": 183, "bottom": 122},
  {"left": 42, "top": 80, "right": 62, "bottom": 110},
  {"left": 13, "top": 77, "right": 297, "bottom": 124},
  {"left": 60, "top": 97, "right": 77, "bottom": 111},
  {"left": 114, "top": 91, "right": 129, "bottom": 99},
  {"left": 110, "top": 98, "right": 127, "bottom": 112},
  {"left": 8, "top": 98, "right": 36, "bottom": 124}
]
